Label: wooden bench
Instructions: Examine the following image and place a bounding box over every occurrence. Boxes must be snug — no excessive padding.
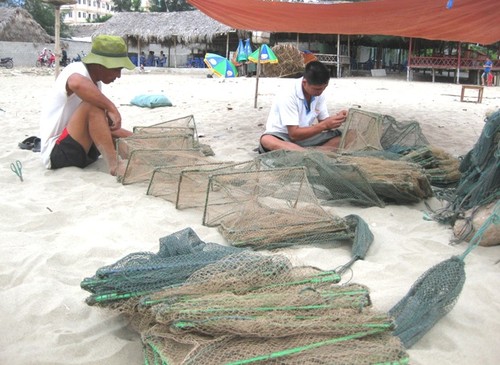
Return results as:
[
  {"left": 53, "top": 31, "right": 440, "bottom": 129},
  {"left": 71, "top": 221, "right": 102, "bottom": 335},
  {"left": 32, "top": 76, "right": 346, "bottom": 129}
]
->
[{"left": 460, "top": 85, "right": 484, "bottom": 103}]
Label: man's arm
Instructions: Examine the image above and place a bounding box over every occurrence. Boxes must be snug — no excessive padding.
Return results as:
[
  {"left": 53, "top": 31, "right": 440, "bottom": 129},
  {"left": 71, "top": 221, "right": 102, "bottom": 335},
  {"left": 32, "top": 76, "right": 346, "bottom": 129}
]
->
[
  {"left": 66, "top": 73, "right": 121, "bottom": 130},
  {"left": 287, "top": 111, "right": 347, "bottom": 141}
]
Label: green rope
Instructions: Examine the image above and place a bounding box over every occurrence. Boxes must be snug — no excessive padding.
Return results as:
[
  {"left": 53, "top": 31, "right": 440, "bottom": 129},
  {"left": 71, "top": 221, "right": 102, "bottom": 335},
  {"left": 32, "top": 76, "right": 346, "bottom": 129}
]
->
[
  {"left": 459, "top": 200, "right": 499, "bottom": 260},
  {"left": 225, "top": 328, "right": 386, "bottom": 365}
]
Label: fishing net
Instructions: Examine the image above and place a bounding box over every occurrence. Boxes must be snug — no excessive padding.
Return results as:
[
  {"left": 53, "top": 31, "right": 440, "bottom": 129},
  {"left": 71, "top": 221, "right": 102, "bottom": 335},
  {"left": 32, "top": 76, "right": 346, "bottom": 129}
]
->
[
  {"left": 390, "top": 200, "right": 499, "bottom": 348},
  {"left": 147, "top": 160, "right": 260, "bottom": 209},
  {"left": 80, "top": 228, "right": 243, "bottom": 306},
  {"left": 262, "top": 43, "right": 304, "bottom": 78},
  {"left": 256, "top": 150, "right": 384, "bottom": 207},
  {"left": 133, "top": 114, "right": 198, "bottom": 137},
  {"left": 118, "top": 149, "right": 212, "bottom": 185},
  {"left": 339, "top": 109, "right": 385, "bottom": 152},
  {"left": 82, "top": 228, "right": 409, "bottom": 364},
  {"left": 256, "top": 149, "right": 433, "bottom": 206},
  {"left": 334, "top": 153, "right": 434, "bottom": 204},
  {"left": 427, "top": 109, "right": 499, "bottom": 238},
  {"left": 201, "top": 167, "right": 351, "bottom": 249},
  {"left": 117, "top": 133, "right": 197, "bottom": 159}
]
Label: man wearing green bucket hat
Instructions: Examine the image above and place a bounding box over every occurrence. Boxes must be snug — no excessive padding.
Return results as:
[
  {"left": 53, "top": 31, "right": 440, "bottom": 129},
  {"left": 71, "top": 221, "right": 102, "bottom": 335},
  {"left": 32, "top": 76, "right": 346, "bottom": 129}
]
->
[{"left": 40, "top": 34, "right": 136, "bottom": 176}]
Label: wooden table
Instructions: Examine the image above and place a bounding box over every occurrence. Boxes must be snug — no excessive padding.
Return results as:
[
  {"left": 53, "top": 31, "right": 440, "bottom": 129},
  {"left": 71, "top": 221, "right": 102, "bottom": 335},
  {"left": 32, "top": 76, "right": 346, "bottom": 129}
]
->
[{"left": 460, "top": 85, "right": 484, "bottom": 103}]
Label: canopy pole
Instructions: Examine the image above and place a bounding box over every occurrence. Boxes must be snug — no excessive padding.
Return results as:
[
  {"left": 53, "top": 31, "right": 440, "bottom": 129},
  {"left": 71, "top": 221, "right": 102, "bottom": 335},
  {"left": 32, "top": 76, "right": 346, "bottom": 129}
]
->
[
  {"left": 347, "top": 35, "right": 351, "bottom": 76},
  {"left": 174, "top": 37, "right": 177, "bottom": 68},
  {"left": 54, "top": 5, "right": 61, "bottom": 79},
  {"left": 226, "top": 33, "right": 230, "bottom": 59},
  {"left": 336, "top": 34, "right": 340, "bottom": 78},
  {"left": 254, "top": 45, "right": 263, "bottom": 109},
  {"left": 296, "top": 33, "right": 299, "bottom": 49},
  {"left": 407, "top": 38, "right": 413, "bottom": 82},
  {"left": 137, "top": 38, "right": 141, "bottom": 68},
  {"left": 456, "top": 41, "right": 461, "bottom": 84}
]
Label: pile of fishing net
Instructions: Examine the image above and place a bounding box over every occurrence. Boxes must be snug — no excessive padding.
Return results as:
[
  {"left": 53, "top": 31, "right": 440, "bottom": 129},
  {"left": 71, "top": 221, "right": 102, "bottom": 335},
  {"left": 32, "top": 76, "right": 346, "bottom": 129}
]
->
[
  {"left": 428, "top": 109, "right": 500, "bottom": 246},
  {"left": 82, "top": 228, "right": 409, "bottom": 365},
  {"left": 262, "top": 43, "right": 305, "bottom": 78}
]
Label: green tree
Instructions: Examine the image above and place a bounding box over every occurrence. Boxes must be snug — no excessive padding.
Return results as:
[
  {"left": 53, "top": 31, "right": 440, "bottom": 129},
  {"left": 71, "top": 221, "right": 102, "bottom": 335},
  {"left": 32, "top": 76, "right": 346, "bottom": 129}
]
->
[
  {"left": 149, "top": 0, "right": 193, "bottom": 12},
  {"left": 24, "top": 0, "right": 71, "bottom": 38}
]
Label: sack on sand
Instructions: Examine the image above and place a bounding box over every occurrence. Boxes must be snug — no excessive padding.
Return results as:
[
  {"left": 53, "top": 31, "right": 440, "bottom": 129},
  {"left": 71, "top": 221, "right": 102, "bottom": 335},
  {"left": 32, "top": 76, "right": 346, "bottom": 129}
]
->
[
  {"left": 130, "top": 94, "right": 172, "bottom": 108},
  {"left": 453, "top": 201, "right": 500, "bottom": 246}
]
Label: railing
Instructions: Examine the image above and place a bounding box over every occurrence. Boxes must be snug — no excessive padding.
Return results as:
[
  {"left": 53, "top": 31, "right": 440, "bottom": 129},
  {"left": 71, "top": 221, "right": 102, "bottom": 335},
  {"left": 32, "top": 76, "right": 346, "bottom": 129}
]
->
[
  {"left": 410, "top": 56, "right": 500, "bottom": 70},
  {"left": 314, "top": 53, "right": 351, "bottom": 65}
]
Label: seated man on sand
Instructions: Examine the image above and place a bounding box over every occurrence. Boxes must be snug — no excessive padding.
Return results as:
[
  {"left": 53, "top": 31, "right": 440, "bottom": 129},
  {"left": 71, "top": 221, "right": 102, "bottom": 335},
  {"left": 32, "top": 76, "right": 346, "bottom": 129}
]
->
[
  {"left": 259, "top": 60, "right": 347, "bottom": 153},
  {"left": 40, "top": 35, "right": 135, "bottom": 176}
]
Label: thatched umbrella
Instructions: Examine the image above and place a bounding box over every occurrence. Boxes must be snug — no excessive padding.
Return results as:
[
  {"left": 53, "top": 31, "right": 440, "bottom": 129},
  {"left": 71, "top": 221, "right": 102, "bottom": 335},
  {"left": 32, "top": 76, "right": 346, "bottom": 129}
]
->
[
  {"left": 92, "top": 11, "right": 235, "bottom": 68},
  {"left": 0, "top": 7, "right": 52, "bottom": 43}
]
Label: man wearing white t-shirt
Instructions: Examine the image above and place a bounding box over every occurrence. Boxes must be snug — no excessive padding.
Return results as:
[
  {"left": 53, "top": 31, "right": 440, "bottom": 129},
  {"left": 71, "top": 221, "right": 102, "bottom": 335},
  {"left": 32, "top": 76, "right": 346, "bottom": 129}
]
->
[
  {"left": 259, "top": 61, "right": 347, "bottom": 153},
  {"left": 40, "top": 35, "right": 135, "bottom": 176}
]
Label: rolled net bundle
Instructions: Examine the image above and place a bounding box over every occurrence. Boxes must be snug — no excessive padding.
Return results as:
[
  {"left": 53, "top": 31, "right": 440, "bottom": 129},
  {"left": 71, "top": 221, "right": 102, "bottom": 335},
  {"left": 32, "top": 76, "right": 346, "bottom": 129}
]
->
[
  {"left": 202, "top": 167, "right": 350, "bottom": 249},
  {"left": 335, "top": 154, "right": 434, "bottom": 204},
  {"left": 399, "top": 145, "right": 461, "bottom": 188},
  {"left": 119, "top": 149, "right": 212, "bottom": 185},
  {"left": 147, "top": 160, "right": 260, "bottom": 210},
  {"left": 255, "top": 150, "right": 384, "bottom": 207}
]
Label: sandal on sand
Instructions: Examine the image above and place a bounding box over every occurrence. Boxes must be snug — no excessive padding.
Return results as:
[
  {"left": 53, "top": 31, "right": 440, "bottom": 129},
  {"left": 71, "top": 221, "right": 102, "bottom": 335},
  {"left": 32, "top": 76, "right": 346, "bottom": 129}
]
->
[
  {"left": 32, "top": 138, "right": 41, "bottom": 153},
  {"left": 18, "top": 136, "right": 39, "bottom": 150}
]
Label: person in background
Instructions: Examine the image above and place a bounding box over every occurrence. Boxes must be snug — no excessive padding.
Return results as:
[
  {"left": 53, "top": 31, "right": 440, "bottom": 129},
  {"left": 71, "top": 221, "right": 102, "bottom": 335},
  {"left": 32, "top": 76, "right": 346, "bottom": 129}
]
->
[
  {"left": 157, "top": 50, "right": 167, "bottom": 67},
  {"left": 258, "top": 60, "right": 347, "bottom": 153},
  {"left": 481, "top": 56, "right": 493, "bottom": 86},
  {"left": 39, "top": 35, "right": 135, "bottom": 176}
]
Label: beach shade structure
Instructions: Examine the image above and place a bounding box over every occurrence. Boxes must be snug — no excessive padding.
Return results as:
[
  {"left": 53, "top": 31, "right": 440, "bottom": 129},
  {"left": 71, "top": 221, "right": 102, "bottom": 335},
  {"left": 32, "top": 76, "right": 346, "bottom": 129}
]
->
[
  {"left": 250, "top": 44, "right": 279, "bottom": 108},
  {"left": 204, "top": 53, "right": 238, "bottom": 78},
  {"left": 248, "top": 44, "right": 278, "bottom": 64}
]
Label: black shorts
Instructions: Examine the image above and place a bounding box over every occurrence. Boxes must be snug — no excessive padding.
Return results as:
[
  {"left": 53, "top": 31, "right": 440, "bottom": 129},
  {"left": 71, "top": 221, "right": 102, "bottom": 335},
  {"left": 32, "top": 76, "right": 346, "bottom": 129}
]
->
[{"left": 50, "top": 128, "right": 100, "bottom": 169}]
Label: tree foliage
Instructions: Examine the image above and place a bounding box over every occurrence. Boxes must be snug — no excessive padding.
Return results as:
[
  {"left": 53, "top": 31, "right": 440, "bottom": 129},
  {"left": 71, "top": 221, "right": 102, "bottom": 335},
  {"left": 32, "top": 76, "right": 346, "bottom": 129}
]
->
[
  {"left": 2, "top": 0, "right": 71, "bottom": 38},
  {"left": 149, "top": 0, "right": 194, "bottom": 12}
]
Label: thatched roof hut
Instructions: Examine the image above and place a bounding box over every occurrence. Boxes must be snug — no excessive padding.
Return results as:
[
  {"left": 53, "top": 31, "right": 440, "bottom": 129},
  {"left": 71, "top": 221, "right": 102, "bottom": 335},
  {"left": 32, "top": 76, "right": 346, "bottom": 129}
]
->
[
  {"left": 0, "top": 7, "right": 52, "bottom": 43},
  {"left": 92, "top": 10, "right": 237, "bottom": 47}
]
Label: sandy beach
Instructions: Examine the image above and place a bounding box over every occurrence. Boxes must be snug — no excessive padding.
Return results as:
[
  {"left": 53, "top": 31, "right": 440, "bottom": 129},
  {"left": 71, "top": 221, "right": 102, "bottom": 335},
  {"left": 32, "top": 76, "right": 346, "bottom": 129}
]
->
[{"left": 1, "top": 66, "right": 499, "bottom": 365}]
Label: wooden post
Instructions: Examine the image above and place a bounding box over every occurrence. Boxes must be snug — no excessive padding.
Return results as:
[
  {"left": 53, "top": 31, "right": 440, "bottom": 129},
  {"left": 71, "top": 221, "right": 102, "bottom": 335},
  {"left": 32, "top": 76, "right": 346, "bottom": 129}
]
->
[
  {"left": 254, "top": 45, "right": 263, "bottom": 109},
  {"left": 54, "top": 5, "right": 61, "bottom": 78},
  {"left": 336, "top": 34, "right": 340, "bottom": 78},
  {"left": 407, "top": 38, "right": 413, "bottom": 82}
]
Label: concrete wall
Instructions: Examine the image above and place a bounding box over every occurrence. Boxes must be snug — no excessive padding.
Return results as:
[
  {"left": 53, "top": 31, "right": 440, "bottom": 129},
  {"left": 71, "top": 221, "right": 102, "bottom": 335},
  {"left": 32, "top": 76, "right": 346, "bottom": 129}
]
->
[{"left": 0, "top": 40, "right": 205, "bottom": 69}]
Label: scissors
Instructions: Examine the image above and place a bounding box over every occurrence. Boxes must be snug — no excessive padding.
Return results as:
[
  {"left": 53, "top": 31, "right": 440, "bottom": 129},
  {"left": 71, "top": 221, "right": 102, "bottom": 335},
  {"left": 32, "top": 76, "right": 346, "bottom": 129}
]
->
[{"left": 10, "top": 160, "right": 23, "bottom": 182}]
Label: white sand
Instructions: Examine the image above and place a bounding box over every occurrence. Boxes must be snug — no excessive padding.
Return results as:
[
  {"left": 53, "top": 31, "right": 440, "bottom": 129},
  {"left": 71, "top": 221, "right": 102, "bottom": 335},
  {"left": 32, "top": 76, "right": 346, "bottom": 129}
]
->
[{"left": 1, "top": 67, "right": 499, "bottom": 364}]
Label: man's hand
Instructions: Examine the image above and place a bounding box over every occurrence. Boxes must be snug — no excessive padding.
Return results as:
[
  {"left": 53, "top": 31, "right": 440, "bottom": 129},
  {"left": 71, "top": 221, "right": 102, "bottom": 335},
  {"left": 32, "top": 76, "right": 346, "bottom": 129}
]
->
[
  {"left": 105, "top": 109, "right": 122, "bottom": 131},
  {"left": 322, "top": 110, "right": 348, "bottom": 130}
]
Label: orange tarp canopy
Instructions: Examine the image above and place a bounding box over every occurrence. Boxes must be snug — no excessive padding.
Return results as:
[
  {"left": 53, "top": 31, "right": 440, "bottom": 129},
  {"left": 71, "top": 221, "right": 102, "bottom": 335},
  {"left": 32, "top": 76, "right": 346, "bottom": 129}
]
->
[{"left": 187, "top": 0, "right": 500, "bottom": 45}]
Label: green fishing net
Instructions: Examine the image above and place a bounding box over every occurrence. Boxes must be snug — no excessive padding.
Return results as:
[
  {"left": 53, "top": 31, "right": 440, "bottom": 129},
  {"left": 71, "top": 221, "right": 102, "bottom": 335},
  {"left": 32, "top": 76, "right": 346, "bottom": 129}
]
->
[{"left": 81, "top": 229, "right": 409, "bottom": 364}]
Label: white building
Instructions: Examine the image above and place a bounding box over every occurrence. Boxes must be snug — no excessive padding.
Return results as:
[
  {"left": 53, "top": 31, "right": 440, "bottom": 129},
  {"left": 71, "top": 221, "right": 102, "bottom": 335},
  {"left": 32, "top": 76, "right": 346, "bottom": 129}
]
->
[{"left": 62, "top": 0, "right": 115, "bottom": 24}]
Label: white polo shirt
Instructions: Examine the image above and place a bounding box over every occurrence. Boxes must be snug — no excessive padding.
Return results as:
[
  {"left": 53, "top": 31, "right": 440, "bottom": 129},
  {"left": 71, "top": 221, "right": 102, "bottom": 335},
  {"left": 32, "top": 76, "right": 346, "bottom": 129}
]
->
[{"left": 264, "top": 77, "right": 329, "bottom": 134}]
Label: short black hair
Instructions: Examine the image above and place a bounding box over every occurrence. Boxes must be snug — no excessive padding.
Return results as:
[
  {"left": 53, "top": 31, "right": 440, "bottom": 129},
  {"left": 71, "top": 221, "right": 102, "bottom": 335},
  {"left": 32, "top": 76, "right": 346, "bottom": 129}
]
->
[{"left": 304, "top": 61, "right": 330, "bottom": 85}]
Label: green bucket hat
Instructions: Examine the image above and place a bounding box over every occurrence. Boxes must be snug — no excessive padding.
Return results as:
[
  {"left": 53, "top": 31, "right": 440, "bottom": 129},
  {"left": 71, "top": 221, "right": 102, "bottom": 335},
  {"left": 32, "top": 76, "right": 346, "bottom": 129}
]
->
[{"left": 83, "top": 35, "right": 135, "bottom": 70}]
